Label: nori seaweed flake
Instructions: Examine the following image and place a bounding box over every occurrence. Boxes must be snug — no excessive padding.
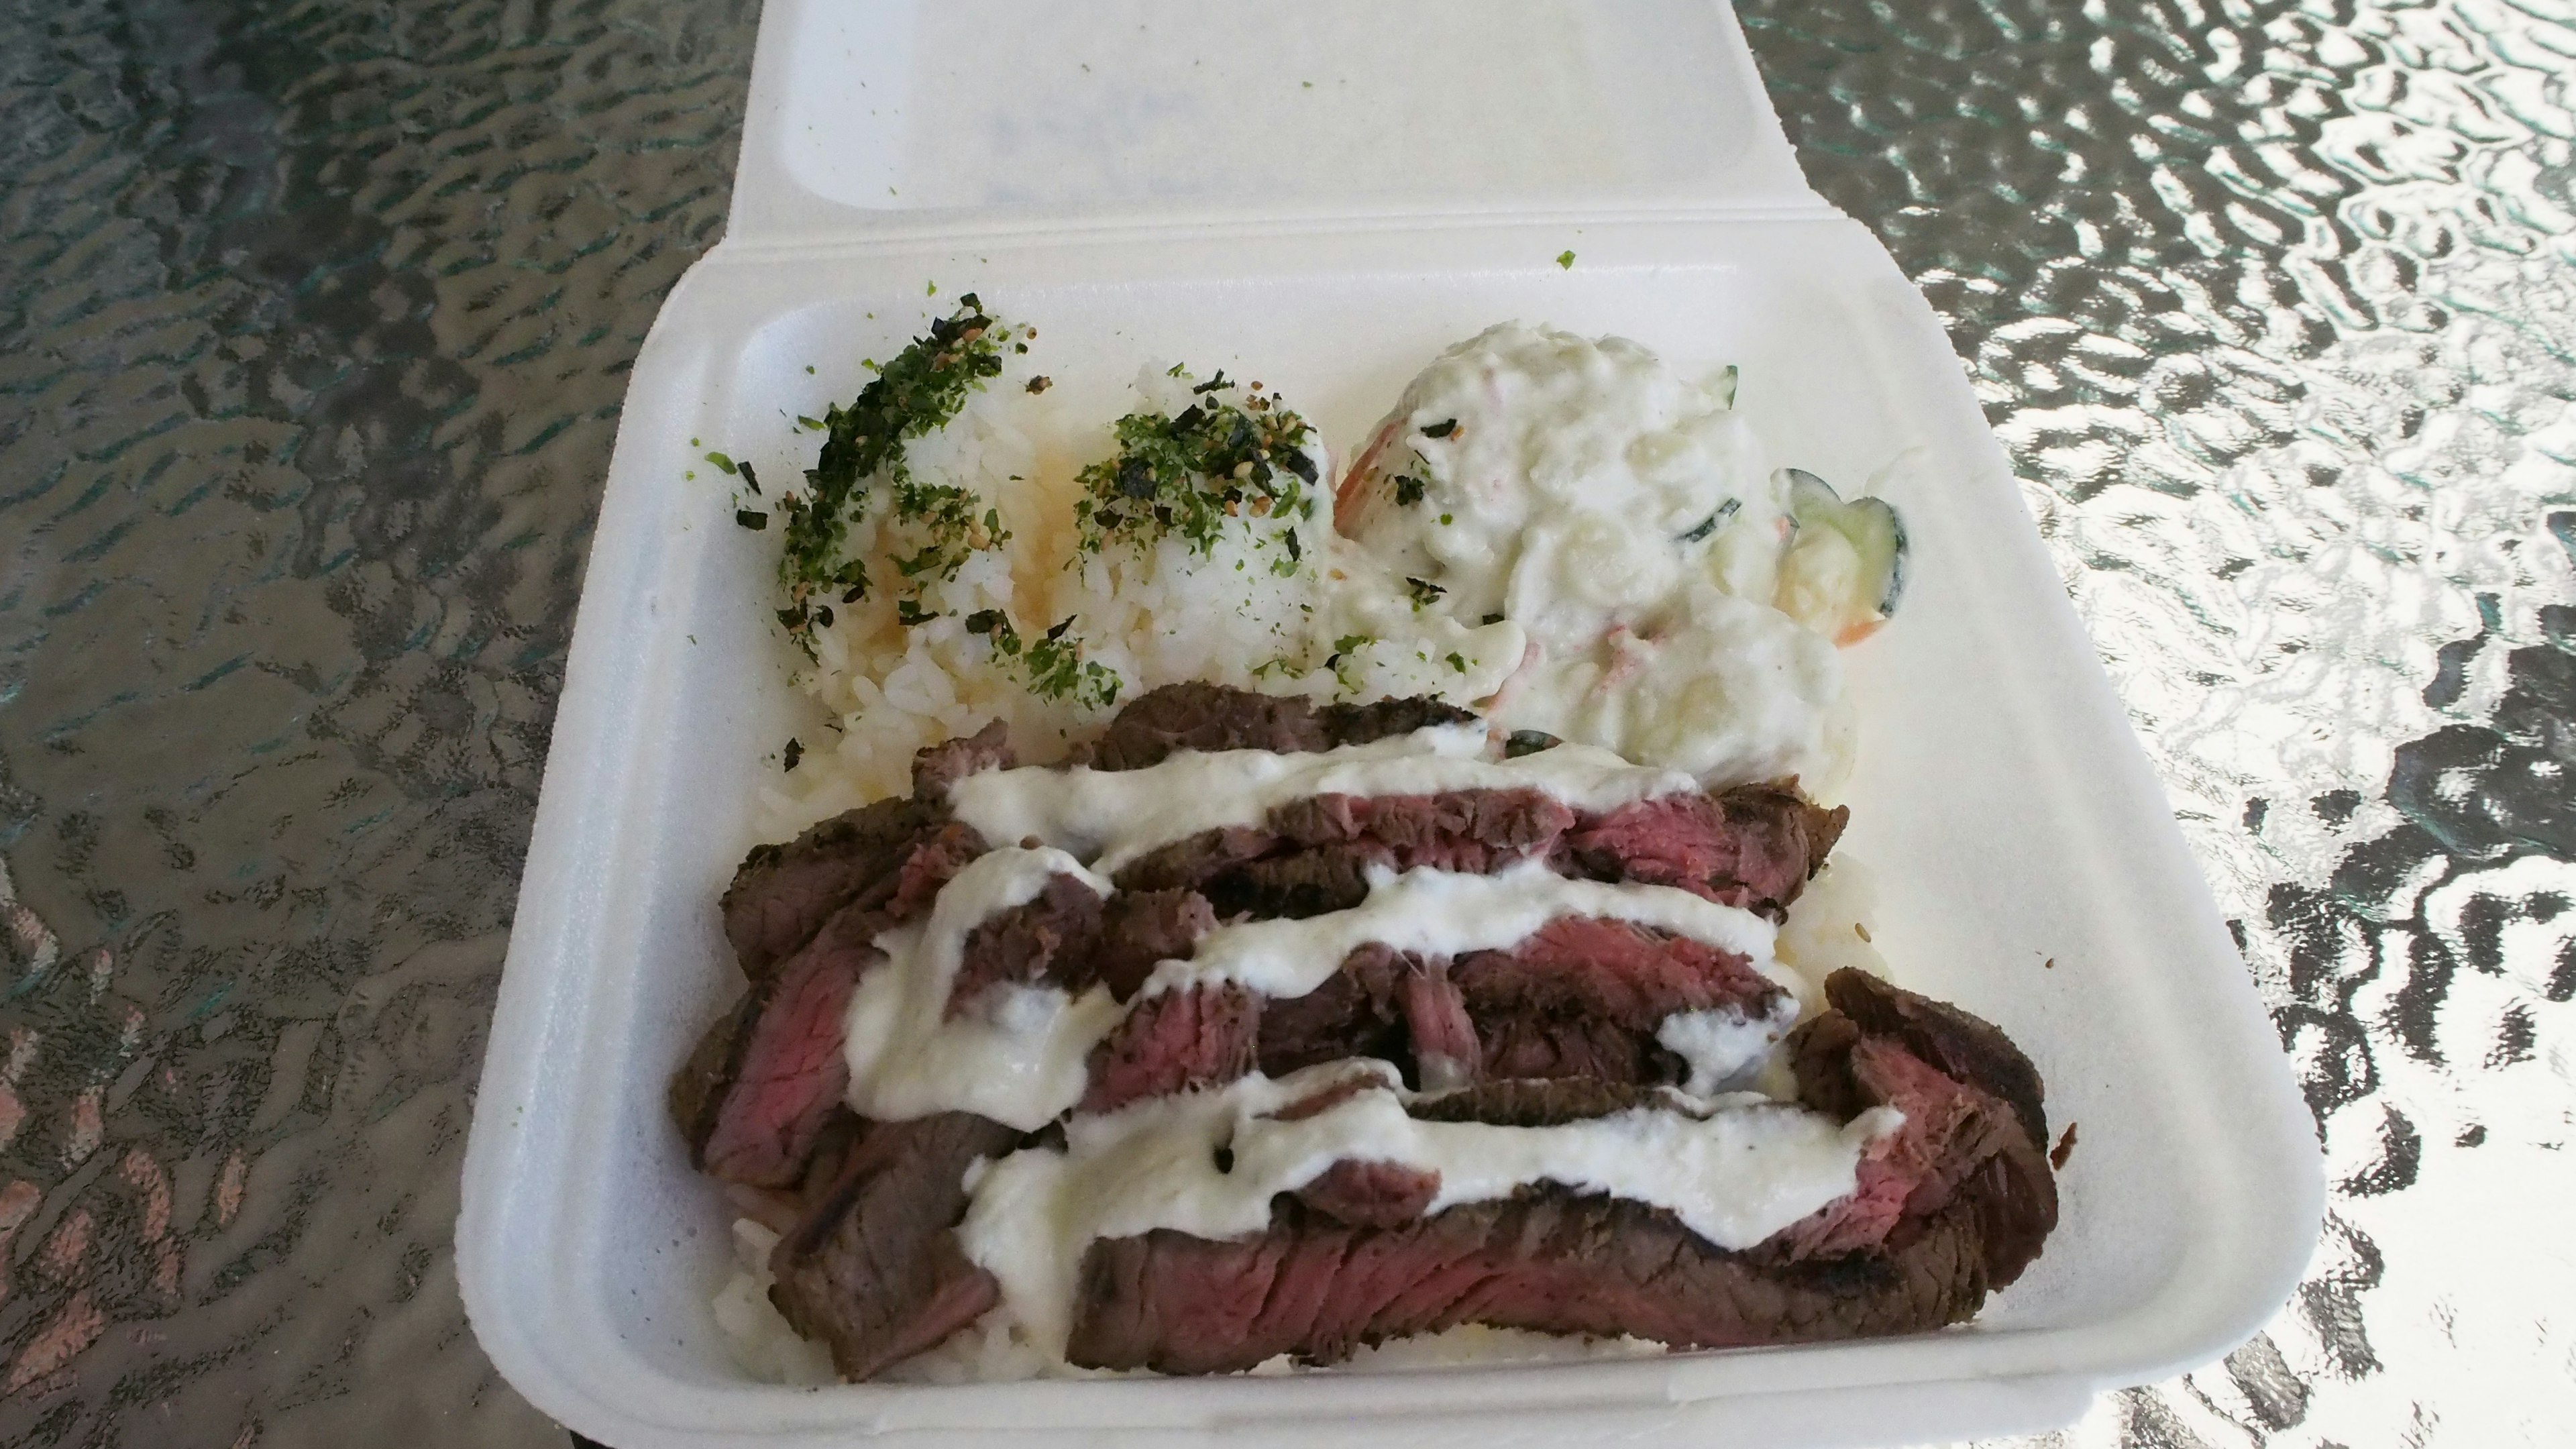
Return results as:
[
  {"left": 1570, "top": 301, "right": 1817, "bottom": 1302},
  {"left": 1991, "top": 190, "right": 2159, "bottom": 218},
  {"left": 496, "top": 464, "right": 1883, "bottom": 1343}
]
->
[
  {"left": 1076, "top": 373, "right": 1318, "bottom": 560},
  {"left": 773, "top": 299, "right": 1009, "bottom": 655}
]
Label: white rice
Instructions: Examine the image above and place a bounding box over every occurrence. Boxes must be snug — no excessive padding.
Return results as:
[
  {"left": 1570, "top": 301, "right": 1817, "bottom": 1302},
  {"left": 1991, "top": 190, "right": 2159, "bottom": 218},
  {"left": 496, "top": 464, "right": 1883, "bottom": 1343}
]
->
[
  {"left": 759, "top": 361, "right": 1346, "bottom": 837},
  {"left": 1772, "top": 856, "right": 1890, "bottom": 1004}
]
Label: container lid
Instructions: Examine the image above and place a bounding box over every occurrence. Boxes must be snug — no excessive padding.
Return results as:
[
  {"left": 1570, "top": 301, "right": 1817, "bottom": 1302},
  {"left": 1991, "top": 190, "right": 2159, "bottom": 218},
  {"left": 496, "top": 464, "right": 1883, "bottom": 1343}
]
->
[{"left": 727, "top": 0, "right": 1833, "bottom": 246}]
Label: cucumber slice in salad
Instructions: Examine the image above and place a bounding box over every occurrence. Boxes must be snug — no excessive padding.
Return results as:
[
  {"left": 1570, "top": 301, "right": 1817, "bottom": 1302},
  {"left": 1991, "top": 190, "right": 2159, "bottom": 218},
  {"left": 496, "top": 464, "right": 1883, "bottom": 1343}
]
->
[{"left": 1777, "top": 468, "right": 1909, "bottom": 641}]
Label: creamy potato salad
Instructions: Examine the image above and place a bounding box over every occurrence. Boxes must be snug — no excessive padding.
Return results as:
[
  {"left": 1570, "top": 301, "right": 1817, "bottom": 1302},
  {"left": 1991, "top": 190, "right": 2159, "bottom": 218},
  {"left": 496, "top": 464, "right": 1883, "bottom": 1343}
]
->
[{"left": 1330, "top": 323, "right": 1903, "bottom": 792}]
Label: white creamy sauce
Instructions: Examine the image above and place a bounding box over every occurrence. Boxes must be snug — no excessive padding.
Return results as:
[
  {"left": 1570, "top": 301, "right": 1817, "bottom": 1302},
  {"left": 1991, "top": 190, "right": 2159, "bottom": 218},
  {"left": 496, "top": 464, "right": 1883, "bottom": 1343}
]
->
[
  {"left": 843, "top": 846, "right": 1126, "bottom": 1132},
  {"left": 1147, "top": 859, "right": 1788, "bottom": 1002},
  {"left": 958, "top": 1063, "right": 1903, "bottom": 1360},
  {"left": 845, "top": 738, "right": 1868, "bottom": 1371},
  {"left": 1656, "top": 996, "right": 1805, "bottom": 1097},
  {"left": 947, "top": 724, "right": 1694, "bottom": 874},
  {"left": 1337, "top": 322, "right": 1851, "bottom": 790}
]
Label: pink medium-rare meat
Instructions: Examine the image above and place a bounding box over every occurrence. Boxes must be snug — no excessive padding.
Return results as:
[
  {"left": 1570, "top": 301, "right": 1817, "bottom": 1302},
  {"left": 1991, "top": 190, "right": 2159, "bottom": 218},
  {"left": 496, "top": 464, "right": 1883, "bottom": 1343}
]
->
[
  {"left": 1113, "top": 789, "right": 1572, "bottom": 920},
  {"left": 1114, "top": 789, "right": 1835, "bottom": 928},
  {"left": 1062, "top": 980, "right": 2057, "bottom": 1373},
  {"left": 1557, "top": 784, "right": 1847, "bottom": 920},
  {"left": 669, "top": 903, "right": 886, "bottom": 1187},
  {"left": 1269, "top": 790, "right": 1577, "bottom": 873},
  {"left": 1091, "top": 921, "right": 1792, "bottom": 1110},
  {"left": 718, "top": 726, "right": 1014, "bottom": 979},
  {"left": 1069, "top": 1189, "right": 2012, "bottom": 1374},
  {"left": 1451, "top": 916, "right": 1784, "bottom": 1029},
  {"left": 672, "top": 697, "right": 2047, "bottom": 1383},
  {"left": 1293, "top": 1159, "right": 1444, "bottom": 1230},
  {"left": 1080, "top": 983, "right": 1261, "bottom": 1114}
]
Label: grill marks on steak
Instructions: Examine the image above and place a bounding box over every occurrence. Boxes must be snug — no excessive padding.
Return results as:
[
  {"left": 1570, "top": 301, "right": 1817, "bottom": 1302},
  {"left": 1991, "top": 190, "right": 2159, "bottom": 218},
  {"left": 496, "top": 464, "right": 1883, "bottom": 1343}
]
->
[
  {"left": 767, "top": 1112, "right": 1024, "bottom": 1381},
  {"left": 1062, "top": 977, "right": 2057, "bottom": 1373},
  {"left": 1073, "top": 682, "right": 1477, "bottom": 770}
]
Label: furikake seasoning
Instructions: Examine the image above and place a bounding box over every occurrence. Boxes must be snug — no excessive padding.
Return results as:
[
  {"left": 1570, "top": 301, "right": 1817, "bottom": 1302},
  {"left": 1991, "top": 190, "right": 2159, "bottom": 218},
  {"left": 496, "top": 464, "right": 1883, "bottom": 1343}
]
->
[
  {"left": 965, "top": 609, "right": 1120, "bottom": 710},
  {"left": 771, "top": 297, "right": 1009, "bottom": 654},
  {"left": 1072, "top": 372, "right": 1320, "bottom": 570}
]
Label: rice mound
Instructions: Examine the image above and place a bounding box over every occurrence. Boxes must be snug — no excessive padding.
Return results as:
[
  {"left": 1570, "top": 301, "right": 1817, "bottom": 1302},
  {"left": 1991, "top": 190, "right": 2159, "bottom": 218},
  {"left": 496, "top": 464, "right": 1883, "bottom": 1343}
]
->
[{"left": 758, "top": 362, "right": 1336, "bottom": 837}]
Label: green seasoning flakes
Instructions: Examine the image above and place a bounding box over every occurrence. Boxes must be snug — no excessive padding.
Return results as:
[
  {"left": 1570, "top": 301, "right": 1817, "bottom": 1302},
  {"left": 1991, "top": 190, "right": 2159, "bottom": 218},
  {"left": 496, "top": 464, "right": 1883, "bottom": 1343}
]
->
[
  {"left": 771, "top": 297, "right": 1009, "bottom": 653},
  {"left": 963, "top": 609, "right": 1122, "bottom": 708},
  {"left": 1073, "top": 372, "right": 1320, "bottom": 561}
]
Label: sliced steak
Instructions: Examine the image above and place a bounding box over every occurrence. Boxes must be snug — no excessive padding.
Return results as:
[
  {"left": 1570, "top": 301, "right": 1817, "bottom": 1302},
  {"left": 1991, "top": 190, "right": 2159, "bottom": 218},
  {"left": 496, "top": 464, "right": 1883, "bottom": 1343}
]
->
[
  {"left": 1400, "top": 967, "right": 1481, "bottom": 1090},
  {"left": 1317, "top": 694, "right": 1481, "bottom": 747},
  {"left": 1095, "top": 918, "right": 1793, "bottom": 1111},
  {"left": 912, "top": 718, "right": 1016, "bottom": 799},
  {"left": 1075, "top": 683, "right": 1476, "bottom": 771},
  {"left": 1294, "top": 1160, "right": 1442, "bottom": 1229},
  {"left": 1089, "top": 889, "right": 1218, "bottom": 1000},
  {"left": 768, "top": 1112, "right": 1023, "bottom": 1380},
  {"left": 1815, "top": 967, "right": 2049, "bottom": 1150},
  {"left": 1116, "top": 790, "right": 1571, "bottom": 920},
  {"left": 1455, "top": 917, "right": 1788, "bottom": 1085},
  {"left": 1271, "top": 790, "right": 1572, "bottom": 867},
  {"left": 1110, "top": 825, "right": 1274, "bottom": 899},
  {"left": 1782, "top": 969, "right": 2056, "bottom": 1281},
  {"left": 1082, "top": 983, "right": 1260, "bottom": 1114},
  {"left": 1558, "top": 784, "right": 1847, "bottom": 920},
  {"left": 1454, "top": 917, "right": 1781, "bottom": 1027},
  {"left": 719, "top": 724, "right": 1016, "bottom": 978},
  {"left": 1076, "top": 682, "right": 1334, "bottom": 768},
  {"left": 1191, "top": 847, "right": 1378, "bottom": 920},
  {"left": 1118, "top": 782, "right": 1833, "bottom": 927},
  {"left": 883, "top": 820, "right": 989, "bottom": 922},
  {"left": 720, "top": 796, "right": 938, "bottom": 978},
  {"left": 1246, "top": 945, "right": 1484, "bottom": 1091},
  {"left": 1252, "top": 944, "right": 1411, "bottom": 1080},
  {"left": 1064, "top": 971, "right": 2057, "bottom": 1372},
  {"left": 1068, "top": 1189, "right": 2000, "bottom": 1374},
  {"left": 947, "top": 872, "right": 1106, "bottom": 1016},
  {"left": 670, "top": 904, "right": 885, "bottom": 1187}
]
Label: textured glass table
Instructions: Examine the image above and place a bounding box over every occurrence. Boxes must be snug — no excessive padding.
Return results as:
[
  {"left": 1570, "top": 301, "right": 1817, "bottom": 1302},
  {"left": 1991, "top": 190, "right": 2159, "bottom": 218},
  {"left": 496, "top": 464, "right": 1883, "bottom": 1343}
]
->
[{"left": 2, "top": 1, "right": 2569, "bottom": 1445}]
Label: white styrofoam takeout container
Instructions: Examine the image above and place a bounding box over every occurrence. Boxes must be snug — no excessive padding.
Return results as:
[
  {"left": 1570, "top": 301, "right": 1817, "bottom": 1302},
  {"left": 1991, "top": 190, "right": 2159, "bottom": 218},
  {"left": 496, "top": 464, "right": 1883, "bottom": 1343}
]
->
[{"left": 456, "top": 3, "right": 2326, "bottom": 1444}]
